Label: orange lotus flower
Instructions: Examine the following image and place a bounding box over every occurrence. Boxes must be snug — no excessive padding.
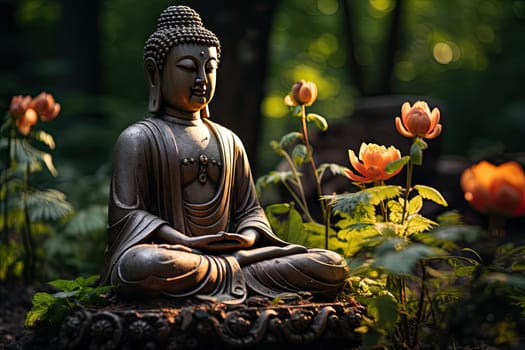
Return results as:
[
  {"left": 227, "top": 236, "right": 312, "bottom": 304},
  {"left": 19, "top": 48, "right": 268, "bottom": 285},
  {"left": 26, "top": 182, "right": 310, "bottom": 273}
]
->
[
  {"left": 9, "top": 95, "right": 32, "bottom": 119},
  {"left": 30, "top": 92, "right": 61, "bottom": 121},
  {"left": 395, "top": 101, "right": 442, "bottom": 139},
  {"left": 345, "top": 143, "right": 403, "bottom": 183},
  {"left": 284, "top": 80, "right": 318, "bottom": 107},
  {"left": 460, "top": 161, "right": 525, "bottom": 217}
]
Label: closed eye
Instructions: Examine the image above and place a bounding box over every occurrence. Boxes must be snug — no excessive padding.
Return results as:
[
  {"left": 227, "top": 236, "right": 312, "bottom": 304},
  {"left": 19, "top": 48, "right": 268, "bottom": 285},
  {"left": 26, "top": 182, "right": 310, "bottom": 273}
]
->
[{"left": 176, "top": 58, "right": 197, "bottom": 71}]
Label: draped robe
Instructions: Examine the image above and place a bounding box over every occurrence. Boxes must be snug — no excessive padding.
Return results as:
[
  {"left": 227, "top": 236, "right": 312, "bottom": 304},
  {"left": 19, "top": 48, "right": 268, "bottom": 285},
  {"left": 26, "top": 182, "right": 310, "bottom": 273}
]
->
[{"left": 100, "top": 116, "right": 348, "bottom": 302}]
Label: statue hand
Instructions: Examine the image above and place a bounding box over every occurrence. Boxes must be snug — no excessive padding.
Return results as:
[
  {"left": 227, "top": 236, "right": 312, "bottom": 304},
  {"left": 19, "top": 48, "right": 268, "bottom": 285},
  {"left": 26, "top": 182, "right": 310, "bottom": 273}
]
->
[
  {"left": 233, "top": 244, "right": 308, "bottom": 266},
  {"left": 156, "top": 225, "right": 257, "bottom": 251},
  {"left": 189, "top": 232, "right": 253, "bottom": 251}
]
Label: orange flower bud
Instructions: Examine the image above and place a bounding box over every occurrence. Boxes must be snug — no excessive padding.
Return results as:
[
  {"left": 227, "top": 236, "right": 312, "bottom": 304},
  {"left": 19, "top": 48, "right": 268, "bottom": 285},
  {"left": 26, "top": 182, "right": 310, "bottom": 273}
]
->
[
  {"left": 16, "top": 108, "right": 38, "bottom": 135},
  {"left": 395, "top": 101, "right": 442, "bottom": 139},
  {"left": 345, "top": 143, "right": 403, "bottom": 183},
  {"left": 31, "top": 92, "right": 61, "bottom": 121},
  {"left": 284, "top": 80, "right": 318, "bottom": 107},
  {"left": 9, "top": 95, "right": 32, "bottom": 119},
  {"left": 460, "top": 161, "right": 525, "bottom": 217}
]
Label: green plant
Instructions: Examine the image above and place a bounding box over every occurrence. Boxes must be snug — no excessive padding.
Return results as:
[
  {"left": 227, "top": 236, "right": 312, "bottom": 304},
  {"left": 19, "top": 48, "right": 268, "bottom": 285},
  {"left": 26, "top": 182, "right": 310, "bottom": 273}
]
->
[
  {"left": 1, "top": 93, "right": 73, "bottom": 282},
  {"left": 257, "top": 83, "right": 525, "bottom": 348},
  {"left": 25, "top": 275, "right": 112, "bottom": 327},
  {"left": 257, "top": 80, "right": 347, "bottom": 246}
]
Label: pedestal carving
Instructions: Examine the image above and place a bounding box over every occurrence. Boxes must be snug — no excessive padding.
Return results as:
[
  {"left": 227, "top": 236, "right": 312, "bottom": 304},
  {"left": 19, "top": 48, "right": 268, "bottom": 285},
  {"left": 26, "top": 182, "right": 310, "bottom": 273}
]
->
[{"left": 49, "top": 298, "right": 363, "bottom": 349}]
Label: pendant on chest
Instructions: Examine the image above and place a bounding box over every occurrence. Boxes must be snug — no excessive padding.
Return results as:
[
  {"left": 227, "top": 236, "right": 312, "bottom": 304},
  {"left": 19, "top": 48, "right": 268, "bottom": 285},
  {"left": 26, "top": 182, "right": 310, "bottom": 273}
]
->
[{"left": 180, "top": 154, "right": 223, "bottom": 185}]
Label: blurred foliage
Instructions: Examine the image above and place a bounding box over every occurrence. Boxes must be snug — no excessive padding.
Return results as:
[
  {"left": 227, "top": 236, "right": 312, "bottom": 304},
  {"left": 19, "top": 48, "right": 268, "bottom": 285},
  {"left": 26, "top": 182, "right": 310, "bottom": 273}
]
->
[
  {"left": 258, "top": 90, "right": 525, "bottom": 348},
  {"left": 260, "top": 0, "right": 525, "bottom": 173},
  {"left": 2, "top": 0, "right": 524, "bottom": 175}
]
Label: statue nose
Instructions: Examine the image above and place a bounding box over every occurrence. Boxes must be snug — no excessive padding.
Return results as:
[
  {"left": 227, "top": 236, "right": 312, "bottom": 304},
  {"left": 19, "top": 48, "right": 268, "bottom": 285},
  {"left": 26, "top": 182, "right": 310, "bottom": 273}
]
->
[{"left": 195, "top": 77, "right": 206, "bottom": 85}]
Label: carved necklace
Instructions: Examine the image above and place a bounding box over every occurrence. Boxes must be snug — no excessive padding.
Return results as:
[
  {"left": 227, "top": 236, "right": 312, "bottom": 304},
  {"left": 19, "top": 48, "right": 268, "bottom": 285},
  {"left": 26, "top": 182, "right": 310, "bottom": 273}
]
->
[
  {"left": 162, "top": 114, "right": 222, "bottom": 184},
  {"left": 180, "top": 154, "right": 222, "bottom": 184}
]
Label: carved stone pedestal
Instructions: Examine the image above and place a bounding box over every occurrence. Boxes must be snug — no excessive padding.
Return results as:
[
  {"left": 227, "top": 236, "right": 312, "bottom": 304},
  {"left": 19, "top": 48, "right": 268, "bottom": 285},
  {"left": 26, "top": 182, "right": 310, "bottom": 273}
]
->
[{"left": 32, "top": 297, "right": 364, "bottom": 349}]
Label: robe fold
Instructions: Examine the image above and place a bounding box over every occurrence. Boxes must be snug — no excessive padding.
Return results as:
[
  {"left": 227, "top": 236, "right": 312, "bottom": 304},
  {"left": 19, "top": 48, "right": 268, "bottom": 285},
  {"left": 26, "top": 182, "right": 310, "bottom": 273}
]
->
[
  {"left": 100, "top": 117, "right": 285, "bottom": 294},
  {"left": 100, "top": 116, "right": 348, "bottom": 302}
]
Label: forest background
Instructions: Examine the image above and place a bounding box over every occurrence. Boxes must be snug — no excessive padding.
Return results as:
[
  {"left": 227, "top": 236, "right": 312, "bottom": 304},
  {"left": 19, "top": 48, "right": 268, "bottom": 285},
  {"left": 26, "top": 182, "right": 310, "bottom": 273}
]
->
[{"left": 0, "top": 0, "right": 524, "bottom": 278}]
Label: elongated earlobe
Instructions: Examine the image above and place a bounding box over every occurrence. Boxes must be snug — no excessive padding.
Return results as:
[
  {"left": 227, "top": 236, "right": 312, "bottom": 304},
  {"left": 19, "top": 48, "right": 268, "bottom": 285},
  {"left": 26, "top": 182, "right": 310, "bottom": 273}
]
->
[
  {"left": 200, "top": 105, "right": 210, "bottom": 118},
  {"left": 145, "top": 58, "right": 161, "bottom": 113}
]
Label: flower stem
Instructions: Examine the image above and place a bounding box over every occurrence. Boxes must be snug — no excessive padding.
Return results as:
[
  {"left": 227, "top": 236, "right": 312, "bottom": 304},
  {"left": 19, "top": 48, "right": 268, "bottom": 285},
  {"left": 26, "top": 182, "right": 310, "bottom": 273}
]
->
[
  {"left": 2, "top": 122, "right": 14, "bottom": 243},
  {"left": 488, "top": 215, "right": 506, "bottom": 242},
  {"left": 375, "top": 180, "right": 388, "bottom": 221},
  {"left": 22, "top": 161, "right": 35, "bottom": 281},
  {"left": 300, "top": 105, "right": 326, "bottom": 222},
  {"left": 324, "top": 204, "right": 332, "bottom": 250},
  {"left": 399, "top": 276, "right": 410, "bottom": 347},
  {"left": 282, "top": 149, "right": 314, "bottom": 222},
  {"left": 401, "top": 160, "right": 414, "bottom": 226},
  {"left": 412, "top": 259, "right": 427, "bottom": 348}
]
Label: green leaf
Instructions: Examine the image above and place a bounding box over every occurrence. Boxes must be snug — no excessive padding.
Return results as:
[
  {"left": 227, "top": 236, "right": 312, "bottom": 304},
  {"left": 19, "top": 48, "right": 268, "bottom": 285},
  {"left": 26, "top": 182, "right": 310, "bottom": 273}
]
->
[
  {"left": 385, "top": 156, "right": 410, "bottom": 174},
  {"left": 12, "top": 139, "right": 57, "bottom": 176},
  {"left": 326, "top": 191, "right": 370, "bottom": 212},
  {"left": 292, "top": 144, "right": 308, "bottom": 167},
  {"left": 387, "top": 199, "right": 403, "bottom": 224},
  {"left": 279, "top": 131, "right": 303, "bottom": 149},
  {"left": 302, "top": 221, "right": 336, "bottom": 249},
  {"left": 265, "top": 203, "right": 306, "bottom": 244},
  {"left": 63, "top": 205, "right": 107, "bottom": 236},
  {"left": 337, "top": 226, "right": 385, "bottom": 256},
  {"left": 77, "top": 274, "right": 100, "bottom": 287},
  {"left": 265, "top": 202, "right": 294, "bottom": 215},
  {"left": 482, "top": 272, "right": 525, "bottom": 289},
  {"left": 25, "top": 292, "right": 57, "bottom": 327},
  {"left": 407, "top": 195, "right": 423, "bottom": 215},
  {"left": 328, "top": 192, "right": 377, "bottom": 222},
  {"left": 414, "top": 137, "right": 428, "bottom": 149},
  {"left": 27, "top": 189, "right": 74, "bottom": 222},
  {"left": 410, "top": 142, "right": 423, "bottom": 166},
  {"left": 317, "top": 162, "right": 349, "bottom": 180},
  {"left": 364, "top": 185, "right": 403, "bottom": 206},
  {"left": 291, "top": 105, "right": 302, "bottom": 117},
  {"left": 413, "top": 185, "right": 448, "bottom": 207},
  {"left": 405, "top": 214, "right": 438, "bottom": 236},
  {"left": 306, "top": 113, "right": 328, "bottom": 131},
  {"left": 54, "top": 291, "right": 80, "bottom": 299},
  {"left": 31, "top": 130, "right": 56, "bottom": 149},
  {"left": 49, "top": 279, "right": 81, "bottom": 292},
  {"left": 374, "top": 243, "right": 441, "bottom": 275},
  {"left": 436, "top": 210, "right": 463, "bottom": 225},
  {"left": 362, "top": 294, "right": 399, "bottom": 334},
  {"left": 256, "top": 171, "right": 295, "bottom": 194},
  {"left": 428, "top": 225, "right": 482, "bottom": 244},
  {"left": 270, "top": 140, "right": 283, "bottom": 155}
]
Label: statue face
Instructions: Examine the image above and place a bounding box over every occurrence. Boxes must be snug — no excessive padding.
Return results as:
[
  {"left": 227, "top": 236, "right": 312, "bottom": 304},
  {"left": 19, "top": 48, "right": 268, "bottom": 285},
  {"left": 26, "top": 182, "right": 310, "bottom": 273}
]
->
[{"left": 161, "top": 44, "right": 218, "bottom": 115}]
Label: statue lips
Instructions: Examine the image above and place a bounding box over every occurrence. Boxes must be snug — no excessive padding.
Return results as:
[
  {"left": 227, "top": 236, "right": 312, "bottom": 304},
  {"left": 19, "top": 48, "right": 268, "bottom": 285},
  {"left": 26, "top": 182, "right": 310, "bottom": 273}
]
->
[{"left": 191, "top": 86, "right": 207, "bottom": 102}]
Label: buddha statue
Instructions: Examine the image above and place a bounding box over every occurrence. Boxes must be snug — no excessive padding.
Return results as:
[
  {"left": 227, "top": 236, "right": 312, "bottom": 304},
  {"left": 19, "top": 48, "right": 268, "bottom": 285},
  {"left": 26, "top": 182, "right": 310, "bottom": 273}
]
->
[{"left": 100, "top": 5, "right": 349, "bottom": 303}]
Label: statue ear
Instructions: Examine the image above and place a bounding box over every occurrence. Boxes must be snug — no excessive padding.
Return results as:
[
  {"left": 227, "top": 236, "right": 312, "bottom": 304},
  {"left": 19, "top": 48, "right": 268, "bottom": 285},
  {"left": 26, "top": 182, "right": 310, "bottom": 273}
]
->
[
  {"left": 200, "top": 105, "right": 210, "bottom": 118},
  {"left": 145, "top": 57, "right": 161, "bottom": 113}
]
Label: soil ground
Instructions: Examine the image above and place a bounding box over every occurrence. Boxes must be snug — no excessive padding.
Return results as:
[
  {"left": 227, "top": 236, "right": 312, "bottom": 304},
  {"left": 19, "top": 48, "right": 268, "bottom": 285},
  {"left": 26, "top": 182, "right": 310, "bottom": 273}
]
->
[{"left": 0, "top": 284, "right": 42, "bottom": 349}]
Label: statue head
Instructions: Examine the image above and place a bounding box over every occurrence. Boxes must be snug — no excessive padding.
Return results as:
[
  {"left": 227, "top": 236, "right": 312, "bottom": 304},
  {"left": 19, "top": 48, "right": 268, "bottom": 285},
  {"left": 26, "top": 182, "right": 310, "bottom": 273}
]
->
[{"left": 144, "top": 5, "right": 221, "bottom": 116}]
